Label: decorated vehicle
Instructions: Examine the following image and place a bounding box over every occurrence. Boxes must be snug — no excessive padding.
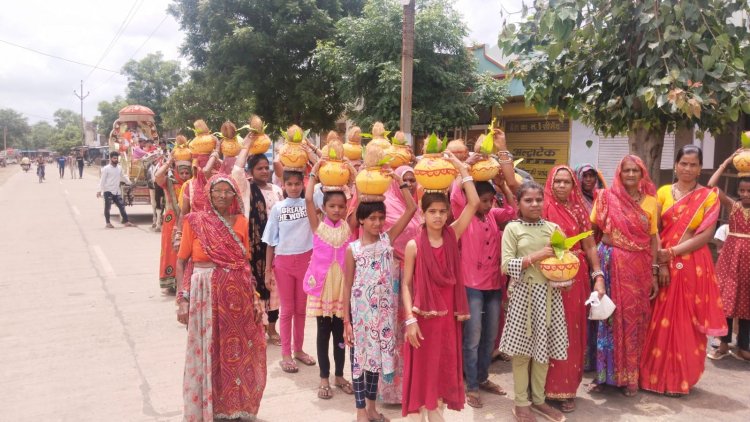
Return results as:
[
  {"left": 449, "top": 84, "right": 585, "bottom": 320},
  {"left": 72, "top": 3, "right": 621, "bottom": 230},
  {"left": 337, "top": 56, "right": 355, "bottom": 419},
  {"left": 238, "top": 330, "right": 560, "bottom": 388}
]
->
[{"left": 107, "top": 105, "right": 164, "bottom": 228}]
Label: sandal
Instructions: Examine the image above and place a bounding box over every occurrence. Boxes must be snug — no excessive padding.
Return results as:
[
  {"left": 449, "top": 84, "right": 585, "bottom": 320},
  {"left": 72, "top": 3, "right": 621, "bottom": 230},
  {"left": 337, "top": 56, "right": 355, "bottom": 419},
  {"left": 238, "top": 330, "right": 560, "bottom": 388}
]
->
[
  {"left": 479, "top": 379, "right": 507, "bottom": 396},
  {"left": 369, "top": 413, "right": 389, "bottom": 422},
  {"left": 584, "top": 383, "right": 604, "bottom": 394},
  {"left": 707, "top": 348, "right": 731, "bottom": 360},
  {"left": 294, "top": 352, "right": 317, "bottom": 366},
  {"left": 466, "top": 392, "right": 483, "bottom": 408},
  {"left": 267, "top": 334, "right": 281, "bottom": 346},
  {"left": 512, "top": 406, "right": 537, "bottom": 422},
  {"left": 279, "top": 359, "right": 299, "bottom": 373},
  {"left": 531, "top": 403, "right": 566, "bottom": 422},
  {"left": 664, "top": 392, "right": 684, "bottom": 398},
  {"left": 731, "top": 350, "right": 750, "bottom": 362},
  {"left": 492, "top": 350, "right": 512, "bottom": 362},
  {"left": 559, "top": 399, "right": 575, "bottom": 413},
  {"left": 334, "top": 380, "right": 354, "bottom": 395},
  {"left": 317, "top": 385, "right": 332, "bottom": 399},
  {"left": 622, "top": 387, "right": 639, "bottom": 397}
]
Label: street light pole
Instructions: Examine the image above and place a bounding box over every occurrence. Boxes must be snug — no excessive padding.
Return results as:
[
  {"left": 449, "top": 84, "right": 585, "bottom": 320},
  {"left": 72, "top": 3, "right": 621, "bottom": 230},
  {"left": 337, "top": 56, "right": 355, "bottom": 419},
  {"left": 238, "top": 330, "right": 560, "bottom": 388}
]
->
[
  {"left": 73, "top": 80, "right": 89, "bottom": 147},
  {"left": 400, "top": 0, "right": 415, "bottom": 147}
]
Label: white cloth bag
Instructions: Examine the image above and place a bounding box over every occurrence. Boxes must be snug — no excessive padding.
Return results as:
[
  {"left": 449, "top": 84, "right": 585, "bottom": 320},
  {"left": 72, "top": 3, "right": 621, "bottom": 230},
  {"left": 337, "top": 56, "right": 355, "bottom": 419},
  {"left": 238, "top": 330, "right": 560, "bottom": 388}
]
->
[{"left": 585, "top": 291, "right": 616, "bottom": 320}]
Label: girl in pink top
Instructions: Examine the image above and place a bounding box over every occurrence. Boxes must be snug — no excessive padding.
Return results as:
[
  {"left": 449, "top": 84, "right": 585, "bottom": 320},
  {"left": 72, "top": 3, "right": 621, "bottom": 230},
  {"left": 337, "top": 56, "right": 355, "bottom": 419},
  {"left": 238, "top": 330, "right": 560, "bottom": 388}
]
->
[{"left": 305, "top": 160, "right": 359, "bottom": 399}]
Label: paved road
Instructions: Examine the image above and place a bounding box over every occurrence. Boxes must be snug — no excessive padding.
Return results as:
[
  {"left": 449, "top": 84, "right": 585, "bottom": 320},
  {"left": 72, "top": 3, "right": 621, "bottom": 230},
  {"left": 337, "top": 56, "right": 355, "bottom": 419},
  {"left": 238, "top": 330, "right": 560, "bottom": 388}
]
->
[{"left": 0, "top": 164, "right": 748, "bottom": 421}]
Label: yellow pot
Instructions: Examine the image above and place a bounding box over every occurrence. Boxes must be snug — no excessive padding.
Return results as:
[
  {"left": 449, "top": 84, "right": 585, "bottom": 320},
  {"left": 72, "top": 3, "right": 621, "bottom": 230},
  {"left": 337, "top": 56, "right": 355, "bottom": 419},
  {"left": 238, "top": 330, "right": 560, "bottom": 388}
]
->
[
  {"left": 539, "top": 251, "right": 581, "bottom": 283},
  {"left": 733, "top": 148, "right": 750, "bottom": 176},
  {"left": 173, "top": 145, "right": 192, "bottom": 162},
  {"left": 343, "top": 142, "right": 362, "bottom": 160},
  {"left": 319, "top": 160, "right": 351, "bottom": 187},
  {"left": 356, "top": 166, "right": 391, "bottom": 197},
  {"left": 189, "top": 133, "right": 216, "bottom": 155},
  {"left": 470, "top": 157, "right": 500, "bottom": 181},
  {"left": 221, "top": 137, "right": 242, "bottom": 157},
  {"left": 387, "top": 144, "right": 412, "bottom": 168},
  {"left": 250, "top": 134, "right": 271, "bottom": 155},
  {"left": 414, "top": 154, "right": 458, "bottom": 191},
  {"left": 279, "top": 142, "right": 308, "bottom": 170}
]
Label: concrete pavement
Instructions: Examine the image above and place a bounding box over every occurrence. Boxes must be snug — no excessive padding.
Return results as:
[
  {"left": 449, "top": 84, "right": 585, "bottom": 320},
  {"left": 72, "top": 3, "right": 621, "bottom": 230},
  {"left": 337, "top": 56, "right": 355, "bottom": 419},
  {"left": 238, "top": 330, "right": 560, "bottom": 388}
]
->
[{"left": 0, "top": 164, "right": 748, "bottom": 421}]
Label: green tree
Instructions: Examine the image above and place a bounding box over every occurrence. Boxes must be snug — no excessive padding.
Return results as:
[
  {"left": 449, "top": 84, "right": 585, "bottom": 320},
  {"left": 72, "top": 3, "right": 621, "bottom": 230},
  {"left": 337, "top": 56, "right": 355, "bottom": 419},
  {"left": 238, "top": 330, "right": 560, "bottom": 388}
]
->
[
  {"left": 0, "top": 108, "right": 30, "bottom": 149},
  {"left": 29, "top": 122, "right": 55, "bottom": 150},
  {"left": 122, "top": 52, "right": 182, "bottom": 127},
  {"left": 94, "top": 96, "right": 129, "bottom": 138},
  {"left": 168, "top": 0, "right": 365, "bottom": 131},
  {"left": 499, "top": 0, "right": 750, "bottom": 181},
  {"left": 315, "top": 0, "right": 489, "bottom": 134},
  {"left": 50, "top": 109, "right": 83, "bottom": 154}
]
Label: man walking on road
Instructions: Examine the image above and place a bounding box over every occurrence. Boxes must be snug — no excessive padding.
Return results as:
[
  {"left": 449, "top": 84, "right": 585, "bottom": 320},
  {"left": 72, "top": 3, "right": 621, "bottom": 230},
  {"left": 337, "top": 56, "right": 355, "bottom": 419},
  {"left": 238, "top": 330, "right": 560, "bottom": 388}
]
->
[
  {"left": 97, "top": 151, "right": 135, "bottom": 229},
  {"left": 77, "top": 151, "right": 85, "bottom": 179},
  {"left": 57, "top": 155, "right": 66, "bottom": 178},
  {"left": 68, "top": 154, "right": 77, "bottom": 179}
]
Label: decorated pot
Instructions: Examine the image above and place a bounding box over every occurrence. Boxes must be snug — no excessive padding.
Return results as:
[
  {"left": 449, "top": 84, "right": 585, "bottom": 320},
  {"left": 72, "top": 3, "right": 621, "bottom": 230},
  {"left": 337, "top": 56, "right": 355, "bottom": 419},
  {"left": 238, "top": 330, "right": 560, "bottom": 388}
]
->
[
  {"left": 319, "top": 160, "right": 351, "bottom": 188},
  {"left": 733, "top": 148, "right": 750, "bottom": 176},
  {"left": 189, "top": 132, "right": 216, "bottom": 155},
  {"left": 470, "top": 156, "right": 500, "bottom": 181},
  {"left": 539, "top": 251, "right": 581, "bottom": 286},
  {"left": 344, "top": 142, "right": 362, "bottom": 160},
  {"left": 356, "top": 166, "right": 391, "bottom": 199},
  {"left": 250, "top": 134, "right": 271, "bottom": 155},
  {"left": 414, "top": 153, "right": 458, "bottom": 192},
  {"left": 173, "top": 145, "right": 192, "bottom": 162},
  {"left": 279, "top": 142, "right": 308, "bottom": 171},
  {"left": 387, "top": 144, "right": 412, "bottom": 169},
  {"left": 221, "top": 137, "right": 242, "bottom": 157}
]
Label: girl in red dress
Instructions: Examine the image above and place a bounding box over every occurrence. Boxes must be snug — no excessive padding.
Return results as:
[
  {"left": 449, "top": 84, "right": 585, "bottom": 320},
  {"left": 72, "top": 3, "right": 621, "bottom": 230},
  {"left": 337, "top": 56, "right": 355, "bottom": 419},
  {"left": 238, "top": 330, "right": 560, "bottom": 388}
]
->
[
  {"left": 401, "top": 151, "right": 477, "bottom": 421},
  {"left": 707, "top": 151, "right": 750, "bottom": 361}
]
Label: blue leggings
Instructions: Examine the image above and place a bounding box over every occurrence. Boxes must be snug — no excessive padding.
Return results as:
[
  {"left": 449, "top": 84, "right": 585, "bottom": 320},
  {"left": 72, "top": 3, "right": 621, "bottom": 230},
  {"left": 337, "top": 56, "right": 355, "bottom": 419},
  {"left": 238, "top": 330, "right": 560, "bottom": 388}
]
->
[{"left": 351, "top": 347, "right": 379, "bottom": 409}]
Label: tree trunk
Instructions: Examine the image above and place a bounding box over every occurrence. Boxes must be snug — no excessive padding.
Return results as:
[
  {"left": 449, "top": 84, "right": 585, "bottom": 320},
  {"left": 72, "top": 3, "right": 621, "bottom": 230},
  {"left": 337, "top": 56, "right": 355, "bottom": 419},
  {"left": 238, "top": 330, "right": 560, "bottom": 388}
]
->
[{"left": 628, "top": 125, "right": 667, "bottom": 186}]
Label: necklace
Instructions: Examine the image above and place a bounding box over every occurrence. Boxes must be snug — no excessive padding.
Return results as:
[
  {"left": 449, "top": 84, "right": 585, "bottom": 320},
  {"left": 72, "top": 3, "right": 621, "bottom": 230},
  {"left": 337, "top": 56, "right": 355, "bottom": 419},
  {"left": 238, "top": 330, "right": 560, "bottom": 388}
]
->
[{"left": 672, "top": 182, "right": 698, "bottom": 201}]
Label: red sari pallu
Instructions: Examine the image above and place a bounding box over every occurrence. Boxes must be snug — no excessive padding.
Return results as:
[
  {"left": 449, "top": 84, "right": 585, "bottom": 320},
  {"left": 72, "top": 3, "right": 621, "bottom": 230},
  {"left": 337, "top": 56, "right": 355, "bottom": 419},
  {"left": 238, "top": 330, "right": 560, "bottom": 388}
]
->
[
  {"left": 182, "top": 176, "right": 267, "bottom": 421},
  {"left": 402, "top": 227, "right": 470, "bottom": 416},
  {"left": 639, "top": 186, "right": 727, "bottom": 395},
  {"left": 542, "top": 165, "right": 591, "bottom": 399}
]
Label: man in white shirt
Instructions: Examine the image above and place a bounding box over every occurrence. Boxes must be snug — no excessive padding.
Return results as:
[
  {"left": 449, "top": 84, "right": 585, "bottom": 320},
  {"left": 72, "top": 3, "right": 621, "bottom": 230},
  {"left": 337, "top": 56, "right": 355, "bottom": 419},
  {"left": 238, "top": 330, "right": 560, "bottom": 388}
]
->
[{"left": 97, "top": 151, "right": 134, "bottom": 228}]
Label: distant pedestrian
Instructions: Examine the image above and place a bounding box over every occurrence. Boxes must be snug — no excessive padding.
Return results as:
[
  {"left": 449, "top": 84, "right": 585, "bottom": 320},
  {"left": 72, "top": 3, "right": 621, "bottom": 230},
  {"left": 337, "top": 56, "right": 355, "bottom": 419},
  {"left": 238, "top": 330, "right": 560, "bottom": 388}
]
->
[
  {"left": 68, "top": 154, "right": 77, "bottom": 179},
  {"left": 97, "top": 151, "right": 134, "bottom": 229},
  {"left": 57, "top": 156, "right": 66, "bottom": 178},
  {"left": 77, "top": 152, "right": 85, "bottom": 178}
]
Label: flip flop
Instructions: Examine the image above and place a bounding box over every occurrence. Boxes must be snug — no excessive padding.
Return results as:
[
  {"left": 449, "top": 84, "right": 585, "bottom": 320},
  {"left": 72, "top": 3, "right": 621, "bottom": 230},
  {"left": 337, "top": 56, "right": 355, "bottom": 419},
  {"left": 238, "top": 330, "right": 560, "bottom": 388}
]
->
[
  {"left": 707, "top": 348, "right": 731, "bottom": 360},
  {"left": 530, "top": 404, "right": 566, "bottom": 422},
  {"left": 731, "top": 350, "right": 750, "bottom": 362},
  {"left": 294, "top": 353, "right": 317, "bottom": 366},
  {"left": 560, "top": 399, "right": 575, "bottom": 413},
  {"left": 479, "top": 379, "right": 507, "bottom": 396},
  {"left": 334, "top": 380, "right": 354, "bottom": 394},
  {"left": 512, "top": 406, "right": 537, "bottom": 422},
  {"left": 279, "top": 359, "right": 299, "bottom": 373},
  {"left": 317, "top": 385, "right": 332, "bottom": 400},
  {"left": 369, "top": 413, "right": 389, "bottom": 422},
  {"left": 465, "top": 392, "right": 483, "bottom": 408}
]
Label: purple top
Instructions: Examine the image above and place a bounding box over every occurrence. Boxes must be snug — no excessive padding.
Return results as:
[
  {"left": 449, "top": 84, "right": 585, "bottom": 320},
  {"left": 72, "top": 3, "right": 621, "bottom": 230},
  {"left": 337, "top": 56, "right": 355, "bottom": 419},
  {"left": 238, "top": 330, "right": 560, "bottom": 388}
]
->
[{"left": 303, "top": 217, "right": 353, "bottom": 297}]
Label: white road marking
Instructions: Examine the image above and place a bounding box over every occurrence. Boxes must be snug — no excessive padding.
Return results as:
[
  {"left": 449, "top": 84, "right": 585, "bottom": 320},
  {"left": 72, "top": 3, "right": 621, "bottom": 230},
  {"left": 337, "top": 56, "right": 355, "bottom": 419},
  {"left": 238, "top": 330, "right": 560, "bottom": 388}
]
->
[
  {"left": 92, "top": 245, "right": 116, "bottom": 279},
  {"left": 71, "top": 205, "right": 80, "bottom": 216}
]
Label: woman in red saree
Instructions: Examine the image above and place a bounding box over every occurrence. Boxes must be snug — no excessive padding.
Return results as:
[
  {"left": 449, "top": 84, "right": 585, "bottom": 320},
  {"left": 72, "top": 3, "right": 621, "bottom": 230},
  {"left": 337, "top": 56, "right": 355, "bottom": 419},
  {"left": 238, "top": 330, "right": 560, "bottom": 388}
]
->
[
  {"left": 590, "top": 156, "right": 660, "bottom": 397},
  {"left": 154, "top": 142, "right": 193, "bottom": 292},
  {"left": 175, "top": 174, "right": 266, "bottom": 421},
  {"left": 542, "top": 165, "right": 605, "bottom": 413},
  {"left": 401, "top": 152, "right": 477, "bottom": 420},
  {"left": 641, "top": 145, "right": 728, "bottom": 396}
]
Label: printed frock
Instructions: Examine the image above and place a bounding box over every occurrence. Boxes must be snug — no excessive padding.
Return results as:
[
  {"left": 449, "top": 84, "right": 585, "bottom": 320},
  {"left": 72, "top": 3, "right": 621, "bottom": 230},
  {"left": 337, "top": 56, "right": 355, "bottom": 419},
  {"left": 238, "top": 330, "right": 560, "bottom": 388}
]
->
[
  {"left": 716, "top": 202, "right": 750, "bottom": 319},
  {"left": 350, "top": 233, "right": 397, "bottom": 380}
]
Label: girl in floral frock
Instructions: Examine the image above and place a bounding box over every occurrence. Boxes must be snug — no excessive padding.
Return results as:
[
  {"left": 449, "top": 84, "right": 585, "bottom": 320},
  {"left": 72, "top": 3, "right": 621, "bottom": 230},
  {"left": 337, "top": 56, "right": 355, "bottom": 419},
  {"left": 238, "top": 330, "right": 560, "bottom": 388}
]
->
[{"left": 343, "top": 170, "right": 417, "bottom": 422}]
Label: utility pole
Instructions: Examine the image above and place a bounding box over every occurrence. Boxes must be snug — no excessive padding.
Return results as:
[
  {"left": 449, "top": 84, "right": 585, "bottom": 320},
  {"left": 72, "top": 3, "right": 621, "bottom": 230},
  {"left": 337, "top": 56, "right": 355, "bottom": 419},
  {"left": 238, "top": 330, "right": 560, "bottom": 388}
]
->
[
  {"left": 400, "top": 0, "right": 415, "bottom": 147},
  {"left": 73, "top": 80, "right": 89, "bottom": 147}
]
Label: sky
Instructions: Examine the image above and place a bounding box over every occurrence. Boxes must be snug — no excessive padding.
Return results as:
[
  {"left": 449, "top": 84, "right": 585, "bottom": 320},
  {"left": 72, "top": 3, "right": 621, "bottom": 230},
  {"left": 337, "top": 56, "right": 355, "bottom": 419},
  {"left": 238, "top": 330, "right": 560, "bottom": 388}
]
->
[{"left": 0, "top": 0, "right": 524, "bottom": 127}]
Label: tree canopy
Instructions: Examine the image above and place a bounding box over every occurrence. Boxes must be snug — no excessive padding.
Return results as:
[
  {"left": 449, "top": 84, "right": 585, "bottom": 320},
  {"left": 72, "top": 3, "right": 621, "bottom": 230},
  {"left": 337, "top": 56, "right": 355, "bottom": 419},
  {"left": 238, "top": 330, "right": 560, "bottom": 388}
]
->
[
  {"left": 0, "top": 108, "right": 30, "bottom": 149},
  {"left": 499, "top": 0, "right": 750, "bottom": 179},
  {"left": 167, "top": 0, "right": 365, "bottom": 131},
  {"left": 122, "top": 52, "right": 182, "bottom": 127},
  {"left": 51, "top": 109, "right": 83, "bottom": 154},
  {"left": 315, "top": 0, "right": 505, "bottom": 134},
  {"left": 29, "top": 122, "right": 55, "bottom": 150}
]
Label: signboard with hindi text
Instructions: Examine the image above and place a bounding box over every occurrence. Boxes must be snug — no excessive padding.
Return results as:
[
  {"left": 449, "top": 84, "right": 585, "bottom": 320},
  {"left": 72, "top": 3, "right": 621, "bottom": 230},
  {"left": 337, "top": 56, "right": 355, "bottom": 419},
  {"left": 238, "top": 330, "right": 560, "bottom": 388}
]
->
[{"left": 502, "top": 118, "right": 570, "bottom": 181}]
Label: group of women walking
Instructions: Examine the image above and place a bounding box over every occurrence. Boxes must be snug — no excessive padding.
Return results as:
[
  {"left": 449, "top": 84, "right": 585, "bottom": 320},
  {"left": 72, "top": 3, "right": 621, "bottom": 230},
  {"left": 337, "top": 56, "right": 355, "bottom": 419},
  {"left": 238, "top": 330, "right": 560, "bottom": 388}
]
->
[{"left": 155, "top": 119, "right": 747, "bottom": 422}]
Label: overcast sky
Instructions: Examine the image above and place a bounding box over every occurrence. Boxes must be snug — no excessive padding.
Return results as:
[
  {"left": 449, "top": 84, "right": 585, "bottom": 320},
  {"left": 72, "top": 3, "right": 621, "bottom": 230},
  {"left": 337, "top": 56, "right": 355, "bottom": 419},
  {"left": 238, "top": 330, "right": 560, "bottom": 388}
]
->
[{"left": 0, "top": 0, "right": 524, "bottom": 126}]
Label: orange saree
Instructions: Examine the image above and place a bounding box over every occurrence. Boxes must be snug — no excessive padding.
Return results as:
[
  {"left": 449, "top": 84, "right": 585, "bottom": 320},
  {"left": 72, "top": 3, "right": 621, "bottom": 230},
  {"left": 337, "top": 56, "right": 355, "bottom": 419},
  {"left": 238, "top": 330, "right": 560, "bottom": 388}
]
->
[{"left": 639, "top": 186, "right": 727, "bottom": 395}]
